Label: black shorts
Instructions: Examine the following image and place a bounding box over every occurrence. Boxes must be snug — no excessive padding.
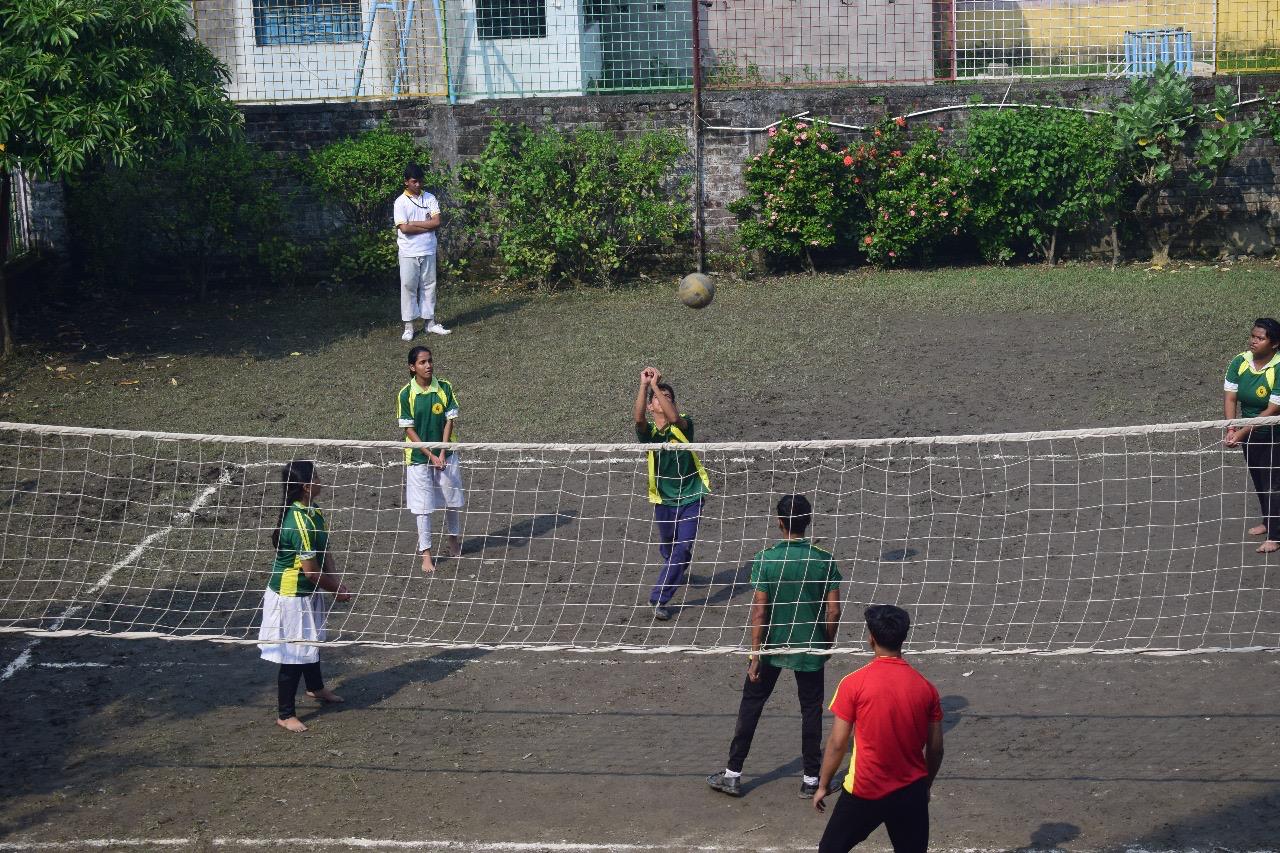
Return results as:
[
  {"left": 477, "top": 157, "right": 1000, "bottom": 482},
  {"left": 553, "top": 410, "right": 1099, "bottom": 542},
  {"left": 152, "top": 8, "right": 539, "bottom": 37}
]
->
[{"left": 817, "top": 777, "right": 929, "bottom": 853}]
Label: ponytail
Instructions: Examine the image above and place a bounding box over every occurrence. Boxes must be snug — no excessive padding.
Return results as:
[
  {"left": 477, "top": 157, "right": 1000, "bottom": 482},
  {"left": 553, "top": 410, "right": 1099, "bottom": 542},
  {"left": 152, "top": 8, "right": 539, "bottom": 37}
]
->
[{"left": 273, "top": 460, "right": 315, "bottom": 548}]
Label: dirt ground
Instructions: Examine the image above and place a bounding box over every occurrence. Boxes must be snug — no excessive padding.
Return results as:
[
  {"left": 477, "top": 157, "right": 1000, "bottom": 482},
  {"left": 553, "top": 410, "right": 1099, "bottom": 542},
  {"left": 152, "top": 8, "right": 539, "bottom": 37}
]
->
[
  {"left": 0, "top": 643, "right": 1277, "bottom": 852},
  {"left": 2, "top": 282, "right": 1280, "bottom": 851}
]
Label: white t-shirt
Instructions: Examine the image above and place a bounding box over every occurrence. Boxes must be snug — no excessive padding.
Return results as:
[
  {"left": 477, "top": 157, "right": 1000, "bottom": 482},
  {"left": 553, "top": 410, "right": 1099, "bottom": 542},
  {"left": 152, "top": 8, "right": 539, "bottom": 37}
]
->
[{"left": 393, "top": 190, "right": 440, "bottom": 257}]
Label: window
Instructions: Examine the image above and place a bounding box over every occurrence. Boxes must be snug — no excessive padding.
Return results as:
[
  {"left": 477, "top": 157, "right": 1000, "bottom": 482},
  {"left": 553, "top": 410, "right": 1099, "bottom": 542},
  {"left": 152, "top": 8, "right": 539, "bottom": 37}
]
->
[
  {"left": 477, "top": 0, "right": 547, "bottom": 40},
  {"left": 253, "top": 0, "right": 361, "bottom": 47}
]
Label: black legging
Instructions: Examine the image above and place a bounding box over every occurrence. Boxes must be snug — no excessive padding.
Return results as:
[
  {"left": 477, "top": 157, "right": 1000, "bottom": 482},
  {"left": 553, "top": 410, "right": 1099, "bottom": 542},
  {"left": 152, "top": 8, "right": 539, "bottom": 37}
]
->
[
  {"left": 1243, "top": 427, "right": 1280, "bottom": 540},
  {"left": 278, "top": 662, "right": 324, "bottom": 720}
]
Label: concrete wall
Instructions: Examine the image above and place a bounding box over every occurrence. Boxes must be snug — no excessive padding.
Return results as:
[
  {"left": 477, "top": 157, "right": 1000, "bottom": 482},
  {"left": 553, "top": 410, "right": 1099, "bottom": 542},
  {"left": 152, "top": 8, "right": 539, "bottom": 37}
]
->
[{"left": 241, "top": 74, "right": 1280, "bottom": 259}]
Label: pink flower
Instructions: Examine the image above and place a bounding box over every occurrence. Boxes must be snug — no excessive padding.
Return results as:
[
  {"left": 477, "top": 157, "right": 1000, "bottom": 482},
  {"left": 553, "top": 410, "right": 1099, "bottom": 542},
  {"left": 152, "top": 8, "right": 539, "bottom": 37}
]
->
[
  {"left": 940, "top": 210, "right": 949, "bottom": 218},
  {"left": 853, "top": 177, "right": 861, "bottom": 184},
  {"left": 768, "top": 127, "right": 777, "bottom": 137},
  {"left": 894, "top": 116, "right": 907, "bottom": 127},
  {"left": 888, "top": 250, "right": 897, "bottom": 257},
  {"left": 843, "top": 155, "right": 853, "bottom": 166},
  {"left": 882, "top": 211, "right": 889, "bottom": 221},
  {"left": 819, "top": 143, "right": 829, "bottom": 151},
  {"left": 936, "top": 125, "right": 945, "bottom": 132},
  {"left": 863, "top": 235, "right": 873, "bottom": 245},
  {"left": 794, "top": 139, "right": 802, "bottom": 146},
  {"left": 891, "top": 150, "right": 902, "bottom": 158},
  {"left": 797, "top": 122, "right": 808, "bottom": 130},
  {"left": 908, "top": 209, "right": 916, "bottom": 217}
]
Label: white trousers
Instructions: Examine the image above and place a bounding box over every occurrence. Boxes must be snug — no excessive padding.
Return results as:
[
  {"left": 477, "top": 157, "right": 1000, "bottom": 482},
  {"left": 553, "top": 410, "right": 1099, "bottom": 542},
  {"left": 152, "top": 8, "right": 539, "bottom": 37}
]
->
[
  {"left": 407, "top": 459, "right": 464, "bottom": 552},
  {"left": 399, "top": 254, "right": 437, "bottom": 322}
]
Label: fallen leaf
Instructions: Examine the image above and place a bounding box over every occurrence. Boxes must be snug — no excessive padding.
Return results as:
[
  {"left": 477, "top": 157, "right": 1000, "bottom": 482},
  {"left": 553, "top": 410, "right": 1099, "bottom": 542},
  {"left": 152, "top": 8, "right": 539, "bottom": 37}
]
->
[
  {"left": 106, "top": 356, "right": 120, "bottom": 361},
  {"left": 117, "top": 379, "right": 139, "bottom": 386},
  {"left": 55, "top": 366, "right": 66, "bottom": 373},
  {"left": 290, "top": 352, "right": 301, "bottom": 356},
  {"left": 89, "top": 361, "right": 100, "bottom": 366},
  {"left": 170, "top": 378, "right": 178, "bottom": 386}
]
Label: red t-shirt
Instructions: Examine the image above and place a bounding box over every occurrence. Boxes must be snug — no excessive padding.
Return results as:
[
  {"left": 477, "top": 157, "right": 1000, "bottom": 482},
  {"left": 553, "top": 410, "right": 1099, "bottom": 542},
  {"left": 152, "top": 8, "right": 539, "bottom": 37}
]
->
[{"left": 828, "top": 656, "right": 942, "bottom": 800}]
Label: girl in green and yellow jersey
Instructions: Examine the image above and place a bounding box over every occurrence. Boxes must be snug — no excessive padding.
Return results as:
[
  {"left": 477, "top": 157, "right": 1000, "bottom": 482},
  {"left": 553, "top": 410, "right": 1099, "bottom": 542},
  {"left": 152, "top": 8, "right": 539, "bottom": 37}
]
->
[
  {"left": 257, "top": 460, "right": 352, "bottom": 733},
  {"left": 1224, "top": 318, "right": 1280, "bottom": 553}
]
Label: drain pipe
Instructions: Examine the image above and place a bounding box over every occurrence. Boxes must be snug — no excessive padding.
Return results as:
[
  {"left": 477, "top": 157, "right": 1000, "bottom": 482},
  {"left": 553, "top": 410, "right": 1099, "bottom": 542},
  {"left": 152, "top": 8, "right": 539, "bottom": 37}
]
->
[{"left": 691, "top": 0, "right": 705, "bottom": 273}]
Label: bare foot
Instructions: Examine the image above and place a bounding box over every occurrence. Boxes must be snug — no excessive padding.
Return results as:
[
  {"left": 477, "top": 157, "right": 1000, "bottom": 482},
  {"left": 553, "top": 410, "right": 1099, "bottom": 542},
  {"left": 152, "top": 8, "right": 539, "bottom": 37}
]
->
[
  {"left": 306, "top": 688, "right": 344, "bottom": 704},
  {"left": 446, "top": 535, "right": 462, "bottom": 558},
  {"left": 1249, "top": 524, "right": 1268, "bottom": 537},
  {"left": 276, "top": 717, "right": 307, "bottom": 733},
  {"left": 1258, "top": 540, "right": 1279, "bottom": 553},
  {"left": 421, "top": 551, "right": 436, "bottom": 574}
]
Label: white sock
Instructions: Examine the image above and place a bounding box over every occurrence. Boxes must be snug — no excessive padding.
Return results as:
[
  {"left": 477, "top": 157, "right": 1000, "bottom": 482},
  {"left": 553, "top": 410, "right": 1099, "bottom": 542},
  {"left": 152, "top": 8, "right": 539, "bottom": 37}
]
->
[
  {"left": 723, "top": 769, "right": 741, "bottom": 779},
  {"left": 404, "top": 321, "right": 414, "bottom": 332},
  {"left": 803, "top": 775, "right": 819, "bottom": 786}
]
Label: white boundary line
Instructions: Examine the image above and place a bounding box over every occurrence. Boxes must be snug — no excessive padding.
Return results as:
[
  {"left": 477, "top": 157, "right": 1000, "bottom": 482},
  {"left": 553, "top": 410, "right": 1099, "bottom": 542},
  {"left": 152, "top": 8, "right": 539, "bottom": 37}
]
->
[
  {"left": 0, "top": 469, "right": 233, "bottom": 682},
  {"left": 0, "top": 839, "right": 1271, "bottom": 853}
]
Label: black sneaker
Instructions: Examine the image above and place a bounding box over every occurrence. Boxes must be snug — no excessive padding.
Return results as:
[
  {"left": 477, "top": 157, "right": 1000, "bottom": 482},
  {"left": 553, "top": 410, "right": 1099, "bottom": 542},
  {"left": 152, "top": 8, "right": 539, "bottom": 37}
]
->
[
  {"left": 707, "top": 771, "right": 743, "bottom": 797},
  {"left": 653, "top": 604, "right": 675, "bottom": 621},
  {"left": 799, "top": 780, "right": 820, "bottom": 798}
]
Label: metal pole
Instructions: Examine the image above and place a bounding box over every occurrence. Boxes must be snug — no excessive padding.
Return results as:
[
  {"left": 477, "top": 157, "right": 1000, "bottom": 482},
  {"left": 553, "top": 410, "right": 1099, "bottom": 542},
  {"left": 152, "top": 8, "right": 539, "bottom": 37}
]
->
[{"left": 691, "top": 0, "right": 705, "bottom": 273}]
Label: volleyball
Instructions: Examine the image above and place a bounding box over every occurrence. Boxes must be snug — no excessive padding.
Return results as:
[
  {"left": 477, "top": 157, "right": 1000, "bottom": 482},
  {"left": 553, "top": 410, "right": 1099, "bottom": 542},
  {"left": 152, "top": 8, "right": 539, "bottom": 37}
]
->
[{"left": 678, "top": 272, "right": 715, "bottom": 309}]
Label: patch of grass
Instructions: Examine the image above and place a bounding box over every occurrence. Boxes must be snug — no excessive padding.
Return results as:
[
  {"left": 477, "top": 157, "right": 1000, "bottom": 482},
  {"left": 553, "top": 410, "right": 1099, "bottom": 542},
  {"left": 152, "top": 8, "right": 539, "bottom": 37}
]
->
[{"left": 2, "top": 260, "right": 1276, "bottom": 442}]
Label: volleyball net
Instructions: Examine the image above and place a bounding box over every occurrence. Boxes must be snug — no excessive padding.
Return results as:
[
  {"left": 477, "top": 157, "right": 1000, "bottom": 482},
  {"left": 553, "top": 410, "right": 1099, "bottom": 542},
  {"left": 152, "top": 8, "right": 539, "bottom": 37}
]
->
[{"left": 0, "top": 418, "right": 1277, "bottom": 655}]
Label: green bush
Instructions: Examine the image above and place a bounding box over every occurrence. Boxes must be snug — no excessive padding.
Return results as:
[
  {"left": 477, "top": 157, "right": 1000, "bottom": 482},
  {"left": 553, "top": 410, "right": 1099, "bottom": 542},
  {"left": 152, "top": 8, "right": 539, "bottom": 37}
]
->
[
  {"left": 456, "top": 121, "right": 689, "bottom": 286},
  {"left": 729, "top": 118, "right": 862, "bottom": 268},
  {"left": 1114, "top": 63, "right": 1262, "bottom": 264},
  {"left": 308, "top": 124, "right": 444, "bottom": 285},
  {"left": 850, "top": 119, "right": 972, "bottom": 267},
  {"left": 964, "top": 108, "right": 1122, "bottom": 264},
  {"left": 71, "top": 140, "right": 298, "bottom": 296}
]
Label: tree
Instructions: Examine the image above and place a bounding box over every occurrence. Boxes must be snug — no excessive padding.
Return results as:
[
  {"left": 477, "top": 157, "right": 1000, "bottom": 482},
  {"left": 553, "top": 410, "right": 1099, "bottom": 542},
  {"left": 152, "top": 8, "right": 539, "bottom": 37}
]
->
[
  {"left": 0, "top": 0, "right": 242, "bottom": 356},
  {"left": 1114, "top": 63, "right": 1262, "bottom": 266}
]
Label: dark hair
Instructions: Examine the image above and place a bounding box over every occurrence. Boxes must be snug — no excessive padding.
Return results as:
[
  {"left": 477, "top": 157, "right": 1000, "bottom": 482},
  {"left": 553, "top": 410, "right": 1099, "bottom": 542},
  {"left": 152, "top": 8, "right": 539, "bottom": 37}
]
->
[
  {"left": 407, "top": 345, "right": 432, "bottom": 366},
  {"left": 777, "top": 493, "right": 812, "bottom": 536},
  {"left": 1254, "top": 318, "right": 1280, "bottom": 347},
  {"left": 273, "top": 460, "right": 315, "bottom": 548},
  {"left": 864, "top": 604, "right": 911, "bottom": 651},
  {"left": 648, "top": 381, "right": 677, "bottom": 405},
  {"left": 404, "top": 162, "right": 425, "bottom": 182}
]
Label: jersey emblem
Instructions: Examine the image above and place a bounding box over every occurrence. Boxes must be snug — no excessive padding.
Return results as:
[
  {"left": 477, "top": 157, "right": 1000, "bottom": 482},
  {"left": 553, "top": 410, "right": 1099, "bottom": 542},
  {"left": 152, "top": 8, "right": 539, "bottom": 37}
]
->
[
  {"left": 432, "top": 402, "right": 445, "bottom": 414},
  {"left": 1258, "top": 386, "right": 1269, "bottom": 399}
]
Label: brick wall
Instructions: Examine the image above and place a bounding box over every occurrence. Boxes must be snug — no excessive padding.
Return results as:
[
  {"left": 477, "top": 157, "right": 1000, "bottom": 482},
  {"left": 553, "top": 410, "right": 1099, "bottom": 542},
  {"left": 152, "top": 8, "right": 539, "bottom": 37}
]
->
[{"left": 241, "top": 75, "right": 1280, "bottom": 260}]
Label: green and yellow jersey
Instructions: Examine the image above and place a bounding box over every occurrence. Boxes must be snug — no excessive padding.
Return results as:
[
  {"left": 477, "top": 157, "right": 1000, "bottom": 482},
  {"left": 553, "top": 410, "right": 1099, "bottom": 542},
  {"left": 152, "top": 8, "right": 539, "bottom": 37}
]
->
[
  {"left": 269, "top": 501, "right": 328, "bottom": 597},
  {"left": 636, "top": 416, "right": 711, "bottom": 506},
  {"left": 1225, "top": 352, "right": 1280, "bottom": 418},
  {"left": 750, "top": 538, "right": 842, "bottom": 672},
  {"left": 398, "top": 377, "right": 460, "bottom": 465}
]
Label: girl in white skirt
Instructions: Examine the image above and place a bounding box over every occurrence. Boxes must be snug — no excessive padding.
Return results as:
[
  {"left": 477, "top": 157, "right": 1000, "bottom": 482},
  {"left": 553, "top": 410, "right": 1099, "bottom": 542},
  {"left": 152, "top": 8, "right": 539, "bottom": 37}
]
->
[
  {"left": 397, "top": 346, "right": 465, "bottom": 573},
  {"left": 258, "top": 459, "right": 352, "bottom": 733}
]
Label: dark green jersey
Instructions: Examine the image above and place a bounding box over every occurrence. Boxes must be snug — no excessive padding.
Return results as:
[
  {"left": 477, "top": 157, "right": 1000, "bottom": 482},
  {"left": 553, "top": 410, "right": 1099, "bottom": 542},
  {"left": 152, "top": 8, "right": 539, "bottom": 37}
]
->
[
  {"left": 750, "top": 538, "right": 841, "bottom": 672},
  {"left": 636, "top": 416, "right": 711, "bottom": 506},
  {"left": 268, "top": 502, "right": 327, "bottom": 597},
  {"left": 398, "top": 377, "right": 459, "bottom": 465},
  {"left": 1225, "top": 352, "right": 1280, "bottom": 418}
]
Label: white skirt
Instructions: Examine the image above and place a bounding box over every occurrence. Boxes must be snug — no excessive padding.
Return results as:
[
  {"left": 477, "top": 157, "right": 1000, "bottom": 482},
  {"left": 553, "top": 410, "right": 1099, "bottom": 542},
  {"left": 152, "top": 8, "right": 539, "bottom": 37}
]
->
[
  {"left": 258, "top": 587, "right": 328, "bottom": 664},
  {"left": 406, "top": 456, "right": 465, "bottom": 513}
]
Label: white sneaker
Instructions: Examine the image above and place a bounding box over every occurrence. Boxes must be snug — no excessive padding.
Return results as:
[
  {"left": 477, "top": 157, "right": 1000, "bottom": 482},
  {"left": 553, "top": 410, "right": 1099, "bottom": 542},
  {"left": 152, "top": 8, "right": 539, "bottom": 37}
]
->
[
  {"left": 401, "top": 328, "right": 414, "bottom": 342},
  {"left": 426, "top": 321, "right": 451, "bottom": 336}
]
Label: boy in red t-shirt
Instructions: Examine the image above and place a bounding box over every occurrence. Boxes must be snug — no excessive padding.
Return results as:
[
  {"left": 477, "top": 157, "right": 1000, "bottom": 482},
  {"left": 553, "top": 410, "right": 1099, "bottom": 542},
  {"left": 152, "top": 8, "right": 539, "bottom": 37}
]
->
[{"left": 814, "top": 604, "right": 944, "bottom": 853}]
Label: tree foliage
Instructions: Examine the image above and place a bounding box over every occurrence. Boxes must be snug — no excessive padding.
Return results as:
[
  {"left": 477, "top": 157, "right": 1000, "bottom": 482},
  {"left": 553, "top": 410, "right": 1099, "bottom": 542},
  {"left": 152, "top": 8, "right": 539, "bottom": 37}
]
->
[{"left": 0, "top": 0, "right": 241, "bottom": 354}]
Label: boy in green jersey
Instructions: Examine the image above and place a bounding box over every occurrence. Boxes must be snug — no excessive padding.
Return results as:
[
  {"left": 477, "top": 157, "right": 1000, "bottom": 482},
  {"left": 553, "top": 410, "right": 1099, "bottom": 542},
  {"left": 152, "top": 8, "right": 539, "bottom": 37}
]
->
[
  {"left": 633, "top": 366, "right": 711, "bottom": 620},
  {"left": 708, "top": 494, "right": 842, "bottom": 798}
]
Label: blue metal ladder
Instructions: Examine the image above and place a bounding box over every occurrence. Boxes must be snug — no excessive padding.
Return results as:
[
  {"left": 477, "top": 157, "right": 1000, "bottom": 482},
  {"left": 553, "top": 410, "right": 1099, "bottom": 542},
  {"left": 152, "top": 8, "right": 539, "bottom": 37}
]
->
[{"left": 353, "top": 0, "right": 454, "bottom": 100}]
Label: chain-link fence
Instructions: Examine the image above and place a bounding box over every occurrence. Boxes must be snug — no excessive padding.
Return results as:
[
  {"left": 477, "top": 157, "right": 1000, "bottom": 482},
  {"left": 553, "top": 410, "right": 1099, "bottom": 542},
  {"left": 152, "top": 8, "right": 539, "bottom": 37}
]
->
[{"left": 190, "top": 0, "right": 1280, "bottom": 103}]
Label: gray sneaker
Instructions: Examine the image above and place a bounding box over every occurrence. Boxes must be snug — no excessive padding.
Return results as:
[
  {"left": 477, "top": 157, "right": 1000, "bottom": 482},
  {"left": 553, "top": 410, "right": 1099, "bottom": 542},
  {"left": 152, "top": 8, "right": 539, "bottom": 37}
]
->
[
  {"left": 800, "top": 780, "right": 820, "bottom": 798},
  {"left": 707, "top": 771, "right": 742, "bottom": 797},
  {"left": 653, "top": 604, "right": 675, "bottom": 621}
]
